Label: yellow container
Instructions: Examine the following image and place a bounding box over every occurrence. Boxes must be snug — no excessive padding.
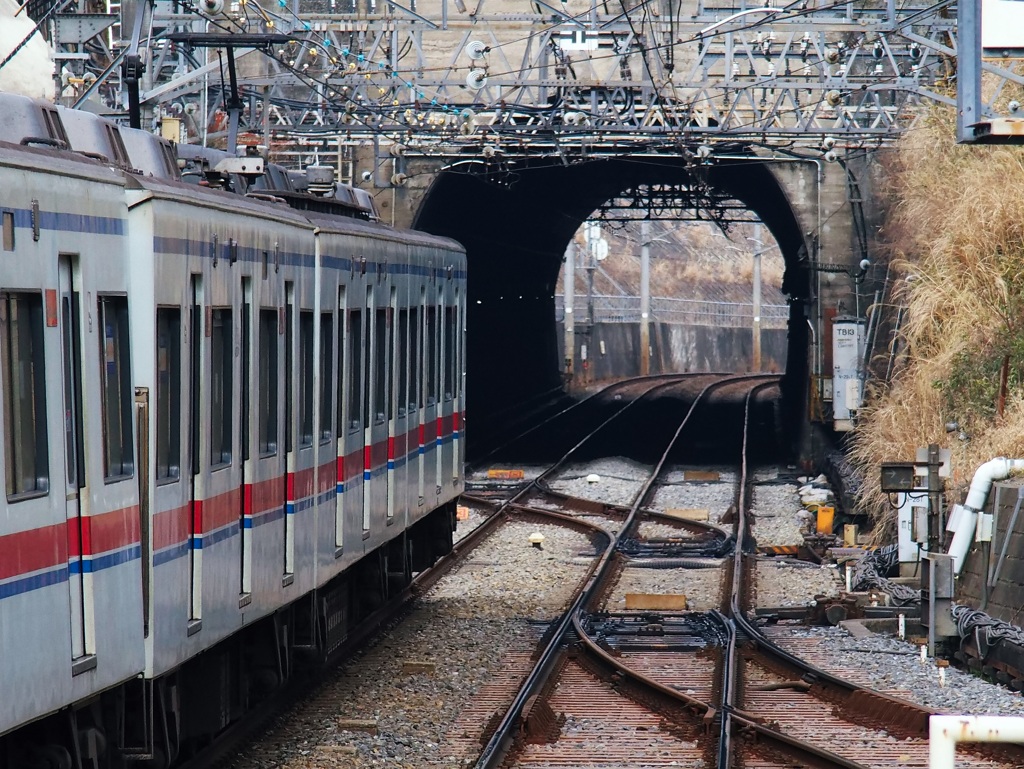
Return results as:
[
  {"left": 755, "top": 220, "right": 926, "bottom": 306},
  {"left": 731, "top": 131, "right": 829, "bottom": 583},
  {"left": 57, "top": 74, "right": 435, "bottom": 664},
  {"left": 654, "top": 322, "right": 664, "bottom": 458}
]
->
[{"left": 816, "top": 505, "right": 835, "bottom": 535}]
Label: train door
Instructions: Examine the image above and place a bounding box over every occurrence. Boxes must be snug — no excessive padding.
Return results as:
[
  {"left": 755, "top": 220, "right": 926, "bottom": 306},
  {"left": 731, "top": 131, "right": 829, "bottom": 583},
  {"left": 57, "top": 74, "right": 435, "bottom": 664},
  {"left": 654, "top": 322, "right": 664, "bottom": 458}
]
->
[
  {"left": 441, "top": 289, "right": 456, "bottom": 495},
  {"left": 451, "top": 286, "right": 462, "bottom": 489},
  {"left": 407, "top": 300, "right": 420, "bottom": 514},
  {"left": 317, "top": 307, "right": 335, "bottom": 560},
  {"left": 416, "top": 286, "right": 427, "bottom": 507},
  {"left": 361, "top": 286, "right": 373, "bottom": 536},
  {"left": 392, "top": 290, "right": 406, "bottom": 526},
  {"left": 385, "top": 287, "right": 397, "bottom": 525},
  {"left": 346, "top": 296, "right": 365, "bottom": 539},
  {"left": 187, "top": 276, "right": 202, "bottom": 627},
  {"left": 283, "top": 284, "right": 294, "bottom": 581},
  {"left": 367, "top": 287, "right": 391, "bottom": 534},
  {"left": 335, "top": 287, "right": 346, "bottom": 553},
  {"left": 429, "top": 286, "right": 442, "bottom": 504},
  {"left": 58, "top": 255, "right": 89, "bottom": 660},
  {"left": 239, "top": 278, "right": 252, "bottom": 600}
]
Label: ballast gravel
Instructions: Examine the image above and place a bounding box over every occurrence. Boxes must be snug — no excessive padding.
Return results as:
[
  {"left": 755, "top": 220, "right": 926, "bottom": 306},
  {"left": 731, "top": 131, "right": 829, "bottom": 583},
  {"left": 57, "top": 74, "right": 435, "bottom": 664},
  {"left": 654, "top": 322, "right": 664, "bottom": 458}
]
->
[
  {"left": 548, "top": 457, "right": 651, "bottom": 506},
  {"left": 749, "top": 482, "right": 806, "bottom": 546},
  {"left": 465, "top": 463, "right": 549, "bottom": 482},
  {"left": 229, "top": 519, "right": 597, "bottom": 769},
  {"left": 648, "top": 481, "right": 736, "bottom": 532},
  {"left": 767, "top": 625, "right": 1024, "bottom": 716},
  {"left": 606, "top": 564, "right": 725, "bottom": 612},
  {"left": 637, "top": 520, "right": 701, "bottom": 539},
  {"left": 452, "top": 504, "right": 490, "bottom": 544},
  {"left": 751, "top": 559, "right": 842, "bottom": 608}
]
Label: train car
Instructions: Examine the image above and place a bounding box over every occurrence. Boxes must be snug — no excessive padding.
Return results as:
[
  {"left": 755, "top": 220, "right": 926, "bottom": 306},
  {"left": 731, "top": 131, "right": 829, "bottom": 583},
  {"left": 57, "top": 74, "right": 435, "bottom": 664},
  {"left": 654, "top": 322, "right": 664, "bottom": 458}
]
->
[{"left": 0, "top": 93, "right": 466, "bottom": 769}]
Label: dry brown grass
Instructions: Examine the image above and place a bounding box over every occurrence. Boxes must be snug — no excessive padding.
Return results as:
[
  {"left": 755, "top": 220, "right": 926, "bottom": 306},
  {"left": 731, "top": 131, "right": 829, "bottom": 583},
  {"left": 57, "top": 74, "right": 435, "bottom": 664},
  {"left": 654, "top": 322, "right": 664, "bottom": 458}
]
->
[
  {"left": 851, "top": 102, "right": 1024, "bottom": 539},
  {"left": 556, "top": 219, "right": 786, "bottom": 296}
]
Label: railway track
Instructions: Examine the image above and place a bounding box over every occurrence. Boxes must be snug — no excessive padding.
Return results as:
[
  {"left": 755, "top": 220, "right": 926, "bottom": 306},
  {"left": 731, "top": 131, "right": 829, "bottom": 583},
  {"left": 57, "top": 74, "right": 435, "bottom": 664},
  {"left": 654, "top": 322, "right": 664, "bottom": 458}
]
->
[
  {"left": 203, "top": 376, "right": 717, "bottom": 769},
  {"left": 471, "top": 375, "right": 1024, "bottom": 769},
  {"left": 200, "top": 373, "right": 1024, "bottom": 768}
]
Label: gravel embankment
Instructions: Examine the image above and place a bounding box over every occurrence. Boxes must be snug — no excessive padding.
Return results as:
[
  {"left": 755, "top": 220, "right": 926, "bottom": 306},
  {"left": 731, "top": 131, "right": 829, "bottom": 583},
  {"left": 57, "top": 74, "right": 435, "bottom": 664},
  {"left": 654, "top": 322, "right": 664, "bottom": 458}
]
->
[
  {"left": 752, "top": 558, "right": 842, "bottom": 608},
  {"left": 229, "top": 520, "right": 597, "bottom": 768},
  {"left": 766, "top": 624, "right": 1024, "bottom": 715}
]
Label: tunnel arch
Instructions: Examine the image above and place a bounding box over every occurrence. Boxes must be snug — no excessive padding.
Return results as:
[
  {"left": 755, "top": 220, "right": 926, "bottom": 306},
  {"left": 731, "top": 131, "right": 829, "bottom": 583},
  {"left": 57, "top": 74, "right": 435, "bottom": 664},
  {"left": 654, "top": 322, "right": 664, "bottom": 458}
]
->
[{"left": 413, "top": 151, "right": 812, "bottom": 447}]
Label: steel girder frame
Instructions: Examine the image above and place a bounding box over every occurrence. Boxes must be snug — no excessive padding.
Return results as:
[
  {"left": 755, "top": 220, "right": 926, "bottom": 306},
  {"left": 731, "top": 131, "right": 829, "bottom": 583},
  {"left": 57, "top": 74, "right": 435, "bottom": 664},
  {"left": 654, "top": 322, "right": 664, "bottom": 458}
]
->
[{"left": 124, "top": 1, "right": 1022, "bottom": 156}]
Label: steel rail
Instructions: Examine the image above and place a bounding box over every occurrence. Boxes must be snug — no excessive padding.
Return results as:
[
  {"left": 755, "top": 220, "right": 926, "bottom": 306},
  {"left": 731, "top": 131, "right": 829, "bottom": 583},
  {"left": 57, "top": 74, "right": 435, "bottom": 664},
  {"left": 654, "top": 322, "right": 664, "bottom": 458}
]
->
[
  {"left": 174, "top": 434, "right": 626, "bottom": 769},
  {"left": 560, "top": 376, "right": 868, "bottom": 769},
  {"left": 475, "top": 372, "right": 779, "bottom": 768},
  {"left": 466, "top": 373, "right": 719, "bottom": 475},
  {"left": 721, "top": 387, "right": 1024, "bottom": 768}
]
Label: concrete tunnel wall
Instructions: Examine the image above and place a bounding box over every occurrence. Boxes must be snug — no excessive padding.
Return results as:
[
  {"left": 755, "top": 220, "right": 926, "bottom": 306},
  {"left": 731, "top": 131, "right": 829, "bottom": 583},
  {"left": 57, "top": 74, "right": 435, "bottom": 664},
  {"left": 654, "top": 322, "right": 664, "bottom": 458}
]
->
[{"left": 412, "top": 154, "right": 812, "bottom": 441}]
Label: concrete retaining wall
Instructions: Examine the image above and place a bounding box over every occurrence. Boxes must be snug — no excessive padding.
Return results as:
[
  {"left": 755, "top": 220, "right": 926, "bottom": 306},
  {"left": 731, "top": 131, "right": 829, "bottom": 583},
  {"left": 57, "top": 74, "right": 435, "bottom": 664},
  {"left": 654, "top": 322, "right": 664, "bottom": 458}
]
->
[
  {"left": 957, "top": 479, "right": 1024, "bottom": 620},
  {"left": 555, "top": 321, "right": 788, "bottom": 380}
]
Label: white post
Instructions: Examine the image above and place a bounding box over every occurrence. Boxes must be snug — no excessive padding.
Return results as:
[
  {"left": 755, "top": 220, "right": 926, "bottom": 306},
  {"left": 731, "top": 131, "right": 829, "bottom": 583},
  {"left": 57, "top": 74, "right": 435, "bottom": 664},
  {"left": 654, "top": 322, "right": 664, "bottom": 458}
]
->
[
  {"left": 564, "top": 242, "right": 575, "bottom": 383},
  {"left": 930, "top": 715, "right": 1024, "bottom": 769},
  {"left": 640, "top": 220, "right": 651, "bottom": 377}
]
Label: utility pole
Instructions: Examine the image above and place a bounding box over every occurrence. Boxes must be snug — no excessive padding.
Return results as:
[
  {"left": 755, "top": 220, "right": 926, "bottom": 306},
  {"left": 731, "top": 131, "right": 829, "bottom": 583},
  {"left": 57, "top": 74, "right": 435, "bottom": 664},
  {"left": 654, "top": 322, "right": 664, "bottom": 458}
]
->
[
  {"left": 640, "top": 220, "right": 651, "bottom": 377},
  {"left": 564, "top": 242, "right": 575, "bottom": 385},
  {"left": 752, "top": 222, "right": 763, "bottom": 372}
]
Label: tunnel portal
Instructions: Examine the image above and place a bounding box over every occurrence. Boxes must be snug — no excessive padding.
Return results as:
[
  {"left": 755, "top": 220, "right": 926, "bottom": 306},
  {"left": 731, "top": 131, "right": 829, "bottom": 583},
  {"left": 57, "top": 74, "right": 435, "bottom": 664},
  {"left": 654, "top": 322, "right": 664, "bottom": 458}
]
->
[{"left": 413, "top": 151, "right": 829, "bottom": 456}]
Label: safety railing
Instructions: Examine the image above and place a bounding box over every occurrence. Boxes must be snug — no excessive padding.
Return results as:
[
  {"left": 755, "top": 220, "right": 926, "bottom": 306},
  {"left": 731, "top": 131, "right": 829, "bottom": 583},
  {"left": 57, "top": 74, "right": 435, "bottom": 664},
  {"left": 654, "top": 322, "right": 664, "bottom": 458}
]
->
[{"left": 555, "top": 294, "right": 789, "bottom": 329}]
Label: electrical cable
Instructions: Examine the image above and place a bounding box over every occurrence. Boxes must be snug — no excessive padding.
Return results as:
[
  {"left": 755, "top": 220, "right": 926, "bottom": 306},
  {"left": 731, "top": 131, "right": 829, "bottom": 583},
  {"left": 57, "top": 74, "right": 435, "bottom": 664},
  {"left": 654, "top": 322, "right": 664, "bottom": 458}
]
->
[{"left": 851, "top": 543, "right": 921, "bottom": 605}]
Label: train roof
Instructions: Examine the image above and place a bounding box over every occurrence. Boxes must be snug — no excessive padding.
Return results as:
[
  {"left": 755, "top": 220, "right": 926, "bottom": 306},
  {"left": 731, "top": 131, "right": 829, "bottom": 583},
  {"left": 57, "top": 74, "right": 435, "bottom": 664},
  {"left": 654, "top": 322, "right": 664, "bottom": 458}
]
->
[
  {"left": 0, "top": 137, "right": 128, "bottom": 185},
  {"left": 126, "top": 172, "right": 464, "bottom": 253},
  {"left": 304, "top": 211, "right": 465, "bottom": 255},
  {"left": 0, "top": 93, "right": 179, "bottom": 180}
]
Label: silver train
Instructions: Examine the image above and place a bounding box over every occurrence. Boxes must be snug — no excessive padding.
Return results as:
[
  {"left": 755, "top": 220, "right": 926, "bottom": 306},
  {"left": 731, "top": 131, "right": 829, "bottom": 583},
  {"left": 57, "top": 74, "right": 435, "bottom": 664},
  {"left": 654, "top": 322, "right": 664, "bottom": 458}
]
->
[{"left": 0, "top": 93, "right": 466, "bottom": 769}]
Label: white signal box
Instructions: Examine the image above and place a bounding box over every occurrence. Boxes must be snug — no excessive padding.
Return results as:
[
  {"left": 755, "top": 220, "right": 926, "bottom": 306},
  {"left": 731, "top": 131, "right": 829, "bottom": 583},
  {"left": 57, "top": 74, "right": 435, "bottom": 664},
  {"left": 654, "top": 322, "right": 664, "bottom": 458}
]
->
[{"left": 832, "top": 317, "right": 865, "bottom": 431}]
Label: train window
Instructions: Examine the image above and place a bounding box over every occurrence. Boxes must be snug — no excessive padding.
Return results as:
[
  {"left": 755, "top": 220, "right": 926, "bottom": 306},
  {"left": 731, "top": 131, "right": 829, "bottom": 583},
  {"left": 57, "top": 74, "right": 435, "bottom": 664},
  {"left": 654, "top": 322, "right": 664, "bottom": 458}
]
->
[
  {"left": 409, "top": 306, "right": 420, "bottom": 411},
  {"left": 210, "top": 308, "right": 233, "bottom": 467},
  {"left": 105, "top": 125, "right": 130, "bottom": 168},
  {"left": 259, "top": 310, "right": 278, "bottom": 455},
  {"left": 425, "top": 305, "right": 437, "bottom": 405},
  {"left": 1, "top": 292, "right": 49, "bottom": 499},
  {"left": 299, "top": 311, "right": 314, "bottom": 447},
  {"left": 99, "top": 296, "right": 134, "bottom": 480},
  {"left": 397, "top": 309, "right": 408, "bottom": 416},
  {"left": 43, "top": 109, "right": 69, "bottom": 147},
  {"left": 2, "top": 211, "right": 13, "bottom": 251},
  {"left": 320, "top": 313, "right": 333, "bottom": 441},
  {"left": 444, "top": 306, "right": 455, "bottom": 400},
  {"left": 161, "top": 144, "right": 178, "bottom": 178},
  {"left": 374, "top": 308, "right": 388, "bottom": 423},
  {"left": 155, "top": 308, "right": 181, "bottom": 482},
  {"left": 347, "top": 309, "right": 362, "bottom": 430}
]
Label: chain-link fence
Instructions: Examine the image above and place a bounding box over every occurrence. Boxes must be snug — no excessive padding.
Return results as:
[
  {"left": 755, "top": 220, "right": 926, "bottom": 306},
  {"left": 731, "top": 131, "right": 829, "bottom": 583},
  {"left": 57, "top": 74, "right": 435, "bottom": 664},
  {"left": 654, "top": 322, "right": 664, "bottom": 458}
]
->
[{"left": 554, "top": 295, "right": 789, "bottom": 328}]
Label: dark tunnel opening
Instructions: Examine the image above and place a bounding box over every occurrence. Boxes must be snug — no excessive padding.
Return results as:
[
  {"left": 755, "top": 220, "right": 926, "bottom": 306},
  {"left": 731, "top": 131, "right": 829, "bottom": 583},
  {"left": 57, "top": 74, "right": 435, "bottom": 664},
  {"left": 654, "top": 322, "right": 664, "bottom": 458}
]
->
[{"left": 413, "top": 152, "right": 811, "bottom": 457}]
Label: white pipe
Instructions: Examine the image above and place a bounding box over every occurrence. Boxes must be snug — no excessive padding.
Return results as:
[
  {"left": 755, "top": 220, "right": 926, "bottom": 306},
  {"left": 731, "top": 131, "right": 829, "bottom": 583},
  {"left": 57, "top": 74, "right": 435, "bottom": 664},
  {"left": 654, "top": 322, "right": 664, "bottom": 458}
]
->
[
  {"left": 947, "top": 457, "right": 1024, "bottom": 574},
  {"left": 930, "top": 715, "right": 1024, "bottom": 769},
  {"left": 947, "top": 507, "right": 976, "bottom": 574},
  {"left": 964, "top": 458, "right": 1024, "bottom": 512}
]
